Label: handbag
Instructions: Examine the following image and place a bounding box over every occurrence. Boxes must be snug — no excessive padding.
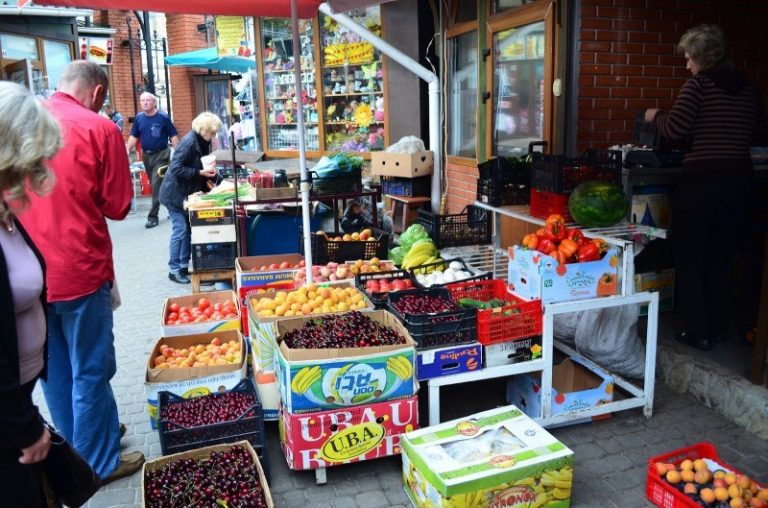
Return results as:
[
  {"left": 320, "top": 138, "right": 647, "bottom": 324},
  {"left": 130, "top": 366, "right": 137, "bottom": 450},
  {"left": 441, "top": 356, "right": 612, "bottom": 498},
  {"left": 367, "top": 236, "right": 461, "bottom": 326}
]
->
[{"left": 40, "top": 422, "right": 101, "bottom": 508}]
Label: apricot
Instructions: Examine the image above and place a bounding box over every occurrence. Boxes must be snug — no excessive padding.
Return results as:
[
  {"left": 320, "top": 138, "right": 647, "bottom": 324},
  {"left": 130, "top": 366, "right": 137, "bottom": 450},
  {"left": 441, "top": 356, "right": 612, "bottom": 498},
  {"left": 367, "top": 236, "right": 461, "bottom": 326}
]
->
[
  {"left": 715, "top": 487, "right": 731, "bottom": 502},
  {"left": 666, "top": 470, "right": 682, "bottom": 484},
  {"left": 693, "top": 459, "right": 708, "bottom": 472},
  {"left": 714, "top": 478, "right": 728, "bottom": 489},
  {"left": 738, "top": 476, "right": 754, "bottom": 490},
  {"left": 726, "top": 473, "right": 738, "bottom": 486},
  {"left": 731, "top": 498, "right": 746, "bottom": 508},
  {"left": 730, "top": 485, "right": 744, "bottom": 499},
  {"left": 695, "top": 470, "right": 712, "bottom": 485},
  {"left": 758, "top": 490, "right": 768, "bottom": 502},
  {"left": 700, "top": 488, "right": 716, "bottom": 503},
  {"left": 684, "top": 483, "right": 698, "bottom": 495},
  {"left": 714, "top": 470, "right": 727, "bottom": 479},
  {"left": 681, "top": 469, "right": 696, "bottom": 483},
  {"left": 680, "top": 459, "right": 694, "bottom": 471},
  {"left": 750, "top": 498, "right": 767, "bottom": 508}
]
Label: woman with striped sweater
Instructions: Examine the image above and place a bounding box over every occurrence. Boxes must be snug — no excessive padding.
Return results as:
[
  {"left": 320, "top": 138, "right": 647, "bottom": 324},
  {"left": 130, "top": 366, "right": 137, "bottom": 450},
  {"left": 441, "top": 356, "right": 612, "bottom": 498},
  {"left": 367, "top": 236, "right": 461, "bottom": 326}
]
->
[{"left": 645, "top": 24, "right": 768, "bottom": 351}]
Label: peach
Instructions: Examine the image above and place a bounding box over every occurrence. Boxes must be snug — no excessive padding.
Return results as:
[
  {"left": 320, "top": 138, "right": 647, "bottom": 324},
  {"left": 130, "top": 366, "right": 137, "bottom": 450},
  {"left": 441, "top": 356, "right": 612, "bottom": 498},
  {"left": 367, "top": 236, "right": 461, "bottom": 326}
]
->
[
  {"left": 666, "top": 470, "right": 682, "bottom": 484},
  {"left": 681, "top": 469, "right": 696, "bottom": 483},
  {"left": 680, "top": 459, "right": 694, "bottom": 471},
  {"left": 715, "top": 487, "right": 731, "bottom": 502},
  {"left": 684, "top": 483, "right": 698, "bottom": 495},
  {"left": 700, "top": 488, "right": 716, "bottom": 504},
  {"left": 693, "top": 459, "right": 708, "bottom": 472},
  {"left": 695, "top": 470, "right": 712, "bottom": 485}
]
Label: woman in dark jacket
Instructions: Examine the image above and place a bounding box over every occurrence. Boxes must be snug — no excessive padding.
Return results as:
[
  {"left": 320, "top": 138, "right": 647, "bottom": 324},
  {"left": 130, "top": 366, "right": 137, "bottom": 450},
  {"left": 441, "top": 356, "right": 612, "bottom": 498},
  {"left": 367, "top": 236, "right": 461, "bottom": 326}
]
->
[
  {"left": 159, "top": 112, "right": 222, "bottom": 284},
  {"left": 645, "top": 25, "right": 768, "bottom": 350},
  {"left": 0, "top": 82, "right": 63, "bottom": 506}
]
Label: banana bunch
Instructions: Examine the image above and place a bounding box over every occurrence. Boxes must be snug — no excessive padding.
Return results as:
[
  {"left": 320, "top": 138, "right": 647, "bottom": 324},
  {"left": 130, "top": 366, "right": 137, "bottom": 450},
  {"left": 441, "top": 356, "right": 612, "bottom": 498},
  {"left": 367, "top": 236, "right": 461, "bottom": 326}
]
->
[
  {"left": 400, "top": 240, "right": 440, "bottom": 270},
  {"left": 291, "top": 366, "right": 322, "bottom": 394},
  {"left": 447, "top": 489, "right": 488, "bottom": 508},
  {"left": 386, "top": 355, "right": 413, "bottom": 380}
]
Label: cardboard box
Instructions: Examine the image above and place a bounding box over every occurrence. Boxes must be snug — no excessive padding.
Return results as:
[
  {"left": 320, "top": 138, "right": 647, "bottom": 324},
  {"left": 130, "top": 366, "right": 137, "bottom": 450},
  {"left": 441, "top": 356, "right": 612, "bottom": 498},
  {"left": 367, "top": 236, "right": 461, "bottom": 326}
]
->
[
  {"left": 416, "top": 342, "right": 482, "bottom": 381},
  {"left": 145, "top": 330, "right": 247, "bottom": 428},
  {"left": 190, "top": 224, "right": 237, "bottom": 245},
  {"left": 401, "top": 406, "right": 574, "bottom": 508},
  {"left": 508, "top": 245, "right": 620, "bottom": 303},
  {"left": 275, "top": 310, "right": 418, "bottom": 413},
  {"left": 161, "top": 290, "right": 241, "bottom": 337},
  {"left": 280, "top": 396, "right": 418, "bottom": 470},
  {"left": 635, "top": 269, "right": 674, "bottom": 316},
  {"left": 484, "top": 336, "right": 542, "bottom": 368},
  {"left": 188, "top": 207, "right": 235, "bottom": 227},
  {"left": 141, "top": 441, "right": 273, "bottom": 508},
  {"left": 371, "top": 151, "right": 433, "bottom": 178},
  {"left": 506, "top": 355, "right": 614, "bottom": 427},
  {"left": 236, "top": 254, "right": 304, "bottom": 289},
  {"left": 247, "top": 281, "right": 374, "bottom": 372}
]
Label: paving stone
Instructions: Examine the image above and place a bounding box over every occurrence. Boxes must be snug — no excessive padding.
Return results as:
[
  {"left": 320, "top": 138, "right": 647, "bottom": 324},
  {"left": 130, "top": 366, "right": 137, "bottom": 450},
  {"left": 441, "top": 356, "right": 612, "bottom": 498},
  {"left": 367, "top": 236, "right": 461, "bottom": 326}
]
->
[
  {"left": 280, "top": 489, "right": 309, "bottom": 507},
  {"left": 355, "top": 489, "right": 392, "bottom": 507},
  {"left": 331, "top": 495, "right": 358, "bottom": 508}
]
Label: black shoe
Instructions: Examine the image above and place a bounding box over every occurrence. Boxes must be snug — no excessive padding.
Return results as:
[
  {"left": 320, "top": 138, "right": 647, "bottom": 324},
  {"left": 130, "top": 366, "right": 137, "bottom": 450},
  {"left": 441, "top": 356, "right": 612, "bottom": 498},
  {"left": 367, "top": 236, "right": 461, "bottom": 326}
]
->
[
  {"left": 119, "top": 423, "right": 127, "bottom": 438},
  {"left": 675, "top": 331, "right": 713, "bottom": 351},
  {"left": 145, "top": 218, "right": 159, "bottom": 229},
  {"left": 179, "top": 267, "right": 190, "bottom": 277},
  {"left": 168, "top": 272, "right": 190, "bottom": 284}
]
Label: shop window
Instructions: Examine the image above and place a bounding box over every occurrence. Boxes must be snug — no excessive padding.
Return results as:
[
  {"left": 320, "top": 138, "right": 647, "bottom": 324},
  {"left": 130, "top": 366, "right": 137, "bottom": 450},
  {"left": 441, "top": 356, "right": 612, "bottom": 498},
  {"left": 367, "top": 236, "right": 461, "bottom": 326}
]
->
[
  {"left": 1, "top": 33, "right": 39, "bottom": 61},
  {"left": 490, "top": 0, "right": 527, "bottom": 15},
  {"left": 43, "top": 40, "right": 72, "bottom": 92},
  {"left": 492, "top": 21, "right": 545, "bottom": 157},
  {"left": 454, "top": 2, "right": 478, "bottom": 24},
  {"left": 446, "top": 31, "right": 478, "bottom": 159}
]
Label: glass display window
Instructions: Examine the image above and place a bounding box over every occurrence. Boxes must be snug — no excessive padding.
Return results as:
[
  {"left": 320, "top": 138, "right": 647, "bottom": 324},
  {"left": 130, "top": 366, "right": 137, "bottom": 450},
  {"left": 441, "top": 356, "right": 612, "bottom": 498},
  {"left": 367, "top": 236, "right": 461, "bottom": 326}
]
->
[
  {"left": 261, "top": 17, "right": 319, "bottom": 151},
  {"left": 43, "top": 39, "right": 72, "bottom": 92},
  {"left": 446, "top": 31, "right": 478, "bottom": 159},
  {"left": 492, "top": 21, "right": 546, "bottom": 157},
  {"left": 319, "top": 6, "right": 385, "bottom": 153},
  {"left": 1, "top": 33, "right": 39, "bottom": 61},
  {"left": 490, "top": 0, "right": 527, "bottom": 15}
]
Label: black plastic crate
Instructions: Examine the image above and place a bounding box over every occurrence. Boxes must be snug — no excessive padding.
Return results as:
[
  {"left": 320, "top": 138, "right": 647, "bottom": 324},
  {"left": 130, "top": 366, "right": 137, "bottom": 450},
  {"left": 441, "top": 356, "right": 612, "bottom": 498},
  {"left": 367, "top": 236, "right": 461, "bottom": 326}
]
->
[
  {"left": 386, "top": 287, "right": 477, "bottom": 350},
  {"left": 476, "top": 178, "right": 530, "bottom": 206},
  {"left": 309, "top": 168, "right": 363, "bottom": 196},
  {"left": 191, "top": 242, "right": 237, "bottom": 270},
  {"left": 477, "top": 157, "right": 531, "bottom": 185},
  {"left": 531, "top": 149, "right": 622, "bottom": 194},
  {"left": 302, "top": 231, "right": 389, "bottom": 264},
  {"left": 355, "top": 269, "right": 416, "bottom": 309},
  {"left": 409, "top": 258, "right": 492, "bottom": 289},
  {"left": 417, "top": 205, "right": 491, "bottom": 248},
  {"left": 381, "top": 176, "right": 431, "bottom": 197},
  {"left": 157, "top": 378, "right": 269, "bottom": 479}
]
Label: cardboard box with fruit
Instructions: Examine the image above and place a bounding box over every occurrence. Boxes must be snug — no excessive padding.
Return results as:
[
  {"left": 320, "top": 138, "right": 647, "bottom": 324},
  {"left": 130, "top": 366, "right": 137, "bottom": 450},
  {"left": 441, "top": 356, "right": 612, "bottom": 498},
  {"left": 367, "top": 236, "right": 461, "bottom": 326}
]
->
[
  {"left": 274, "top": 310, "right": 418, "bottom": 413},
  {"left": 401, "top": 405, "right": 574, "bottom": 508},
  {"left": 508, "top": 245, "right": 620, "bottom": 304},
  {"left": 142, "top": 441, "right": 273, "bottom": 507},
  {"left": 506, "top": 355, "right": 614, "bottom": 426},
  {"left": 144, "top": 330, "right": 247, "bottom": 428},
  {"left": 293, "top": 258, "right": 394, "bottom": 284},
  {"left": 484, "top": 336, "right": 543, "bottom": 368},
  {"left": 247, "top": 282, "right": 375, "bottom": 371},
  {"left": 161, "top": 290, "right": 241, "bottom": 336},
  {"left": 279, "top": 395, "right": 418, "bottom": 471},
  {"left": 416, "top": 342, "right": 482, "bottom": 381},
  {"left": 236, "top": 254, "right": 305, "bottom": 289}
]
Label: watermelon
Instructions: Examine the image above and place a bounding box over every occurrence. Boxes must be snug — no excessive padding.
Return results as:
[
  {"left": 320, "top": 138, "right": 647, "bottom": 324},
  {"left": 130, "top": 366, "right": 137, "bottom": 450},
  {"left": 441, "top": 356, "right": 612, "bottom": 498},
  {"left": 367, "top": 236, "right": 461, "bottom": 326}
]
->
[{"left": 568, "top": 181, "right": 628, "bottom": 227}]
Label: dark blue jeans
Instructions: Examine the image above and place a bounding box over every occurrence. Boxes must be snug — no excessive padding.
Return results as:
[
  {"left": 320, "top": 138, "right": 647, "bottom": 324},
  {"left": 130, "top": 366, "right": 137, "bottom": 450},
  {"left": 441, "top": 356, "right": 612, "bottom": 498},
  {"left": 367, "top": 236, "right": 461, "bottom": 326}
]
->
[
  {"left": 41, "top": 283, "right": 120, "bottom": 478},
  {"left": 168, "top": 210, "right": 191, "bottom": 275}
]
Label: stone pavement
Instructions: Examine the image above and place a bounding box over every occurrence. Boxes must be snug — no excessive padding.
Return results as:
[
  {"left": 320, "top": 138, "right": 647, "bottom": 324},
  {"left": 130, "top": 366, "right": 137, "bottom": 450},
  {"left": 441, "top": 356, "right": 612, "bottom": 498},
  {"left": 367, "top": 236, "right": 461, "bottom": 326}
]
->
[{"left": 33, "top": 198, "right": 768, "bottom": 507}]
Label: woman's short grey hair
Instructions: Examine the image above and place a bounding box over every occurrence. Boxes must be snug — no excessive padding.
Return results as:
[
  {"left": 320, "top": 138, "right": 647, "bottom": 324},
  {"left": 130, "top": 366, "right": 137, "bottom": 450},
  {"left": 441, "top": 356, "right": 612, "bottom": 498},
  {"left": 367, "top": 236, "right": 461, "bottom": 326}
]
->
[
  {"left": 678, "top": 24, "right": 727, "bottom": 71},
  {"left": 0, "top": 81, "right": 61, "bottom": 222},
  {"left": 192, "top": 112, "right": 222, "bottom": 136}
]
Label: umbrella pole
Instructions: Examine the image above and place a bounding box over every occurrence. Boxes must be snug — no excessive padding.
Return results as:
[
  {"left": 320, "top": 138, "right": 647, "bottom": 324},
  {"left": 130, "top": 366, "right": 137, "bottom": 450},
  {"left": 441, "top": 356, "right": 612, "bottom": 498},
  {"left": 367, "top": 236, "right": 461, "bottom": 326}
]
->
[{"left": 291, "top": 0, "right": 313, "bottom": 283}]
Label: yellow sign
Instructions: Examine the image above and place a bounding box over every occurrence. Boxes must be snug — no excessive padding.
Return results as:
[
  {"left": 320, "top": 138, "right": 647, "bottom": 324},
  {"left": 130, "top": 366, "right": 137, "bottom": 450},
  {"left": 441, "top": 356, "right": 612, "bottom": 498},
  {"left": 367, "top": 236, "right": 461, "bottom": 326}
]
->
[
  {"left": 319, "top": 422, "right": 385, "bottom": 462},
  {"left": 181, "top": 386, "right": 212, "bottom": 398},
  {"left": 323, "top": 42, "right": 374, "bottom": 66},
  {"left": 215, "top": 16, "right": 246, "bottom": 57},
  {"left": 197, "top": 209, "right": 225, "bottom": 219}
]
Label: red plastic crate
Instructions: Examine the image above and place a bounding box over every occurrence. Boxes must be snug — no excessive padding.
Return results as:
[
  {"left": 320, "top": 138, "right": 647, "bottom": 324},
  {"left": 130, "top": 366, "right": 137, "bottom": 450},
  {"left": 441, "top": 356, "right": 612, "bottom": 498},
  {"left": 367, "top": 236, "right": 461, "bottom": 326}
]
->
[
  {"left": 646, "top": 442, "right": 765, "bottom": 508},
  {"left": 445, "top": 279, "right": 542, "bottom": 345},
  {"left": 529, "top": 189, "right": 573, "bottom": 222}
]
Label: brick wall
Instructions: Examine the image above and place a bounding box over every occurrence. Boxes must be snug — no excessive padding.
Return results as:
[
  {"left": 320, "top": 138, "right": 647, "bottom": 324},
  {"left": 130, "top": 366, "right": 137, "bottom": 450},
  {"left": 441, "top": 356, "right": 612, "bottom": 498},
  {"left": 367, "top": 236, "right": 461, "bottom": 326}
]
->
[
  {"left": 445, "top": 162, "right": 478, "bottom": 214},
  {"left": 577, "top": 0, "right": 768, "bottom": 152},
  {"left": 166, "top": 14, "right": 209, "bottom": 138}
]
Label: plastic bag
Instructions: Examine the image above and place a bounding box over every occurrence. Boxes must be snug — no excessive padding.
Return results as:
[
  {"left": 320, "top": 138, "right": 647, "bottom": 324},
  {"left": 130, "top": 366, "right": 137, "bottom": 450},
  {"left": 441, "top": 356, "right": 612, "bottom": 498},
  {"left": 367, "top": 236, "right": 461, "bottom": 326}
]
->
[
  {"left": 386, "top": 135, "right": 426, "bottom": 154},
  {"left": 313, "top": 153, "right": 364, "bottom": 177}
]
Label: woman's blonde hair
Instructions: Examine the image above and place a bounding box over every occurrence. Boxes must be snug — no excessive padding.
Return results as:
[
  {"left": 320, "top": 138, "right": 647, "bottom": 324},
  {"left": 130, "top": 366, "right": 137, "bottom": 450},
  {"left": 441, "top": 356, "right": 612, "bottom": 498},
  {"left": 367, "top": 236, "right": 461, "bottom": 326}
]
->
[
  {"left": 678, "top": 24, "right": 727, "bottom": 71},
  {"left": 192, "top": 112, "right": 222, "bottom": 136},
  {"left": 0, "top": 81, "right": 61, "bottom": 222}
]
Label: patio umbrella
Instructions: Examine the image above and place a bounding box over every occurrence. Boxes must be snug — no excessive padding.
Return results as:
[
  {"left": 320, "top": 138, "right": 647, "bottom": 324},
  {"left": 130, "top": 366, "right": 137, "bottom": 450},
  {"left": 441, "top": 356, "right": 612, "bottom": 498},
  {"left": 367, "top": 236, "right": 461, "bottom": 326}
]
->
[
  {"left": 165, "top": 47, "right": 255, "bottom": 73},
  {"left": 24, "top": 0, "right": 392, "bottom": 282}
]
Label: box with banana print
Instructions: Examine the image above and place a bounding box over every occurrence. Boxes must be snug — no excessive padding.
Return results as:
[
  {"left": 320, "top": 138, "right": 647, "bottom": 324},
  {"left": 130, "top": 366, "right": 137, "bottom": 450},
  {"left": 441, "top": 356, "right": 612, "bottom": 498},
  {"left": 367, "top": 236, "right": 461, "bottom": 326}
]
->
[
  {"left": 275, "top": 310, "right": 419, "bottom": 414},
  {"left": 401, "top": 406, "right": 574, "bottom": 508}
]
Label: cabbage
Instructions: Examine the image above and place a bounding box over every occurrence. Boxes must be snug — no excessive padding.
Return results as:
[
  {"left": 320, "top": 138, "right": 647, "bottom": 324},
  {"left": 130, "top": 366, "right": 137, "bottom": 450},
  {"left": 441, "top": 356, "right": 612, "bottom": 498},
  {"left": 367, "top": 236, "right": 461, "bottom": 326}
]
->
[
  {"left": 399, "top": 224, "right": 432, "bottom": 252},
  {"left": 389, "top": 246, "right": 405, "bottom": 265}
]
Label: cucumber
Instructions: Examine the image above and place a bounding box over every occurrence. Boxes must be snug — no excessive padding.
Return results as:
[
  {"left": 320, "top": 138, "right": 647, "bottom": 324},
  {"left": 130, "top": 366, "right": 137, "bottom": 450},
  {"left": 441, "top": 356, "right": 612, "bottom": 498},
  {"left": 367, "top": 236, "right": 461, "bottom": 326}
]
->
[{"left": 458, "top": 298, "right": 488, "bottom": 309}]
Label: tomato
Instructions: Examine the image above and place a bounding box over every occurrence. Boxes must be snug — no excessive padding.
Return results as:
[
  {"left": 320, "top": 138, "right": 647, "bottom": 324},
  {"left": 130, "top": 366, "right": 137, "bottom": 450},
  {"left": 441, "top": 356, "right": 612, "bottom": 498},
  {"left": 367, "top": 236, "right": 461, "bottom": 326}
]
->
[
  {"left": 279, "top": 261, "right": 291, "bottom": 269},
  {"left": 194, "top": 316, "right": 206, "bottom": 323},
  {"left": 169, "top": 303, "right": 180, "bottom": 313},
  {"left": 213, "top": 302, "right": 223, "bottom": 312},
  {"left": 197, "top": 297, "right": 210, "bottom": 310},
  {"left": 222, "top": 305, "right": 237, "bottom": 315},
  {"left": 259, "top": 265, "right": 268, "bottom": 271},
  {"left": 165, "top": 319, "right": 176, "bottom": 325},
  {"left": 211, "top": 313, "right": 222, "bottom": 320},
  {"left": 167, "top": 312, "right": 179, "bottom": 321},
  {"left": 181, "top": 316, "right": 193, "bottom": 323},
  {"left": 179, "top": 306, "right": 190, "bottom": 315},
  {"left": 191, "top": 309, "right": 202, "bottom": 317},
  {"left": 224, "top": 313, "right": 238, "bottom": 318},
  {"left": 298, "top": 260, "right": 306, "bottom": 268},
  {"left": 203, "top": 308, "right": 213, "bottom": 318},
  {"left": 268, "top": 263, "right": 279, "bottom": 270}
]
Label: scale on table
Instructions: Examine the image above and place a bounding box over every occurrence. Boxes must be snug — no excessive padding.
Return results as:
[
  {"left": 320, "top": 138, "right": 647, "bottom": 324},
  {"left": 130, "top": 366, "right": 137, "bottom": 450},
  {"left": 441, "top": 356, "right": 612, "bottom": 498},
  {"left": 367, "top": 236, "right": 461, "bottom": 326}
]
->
[{"left": 623, "top": 111, "right": 685, "bottom": 168}]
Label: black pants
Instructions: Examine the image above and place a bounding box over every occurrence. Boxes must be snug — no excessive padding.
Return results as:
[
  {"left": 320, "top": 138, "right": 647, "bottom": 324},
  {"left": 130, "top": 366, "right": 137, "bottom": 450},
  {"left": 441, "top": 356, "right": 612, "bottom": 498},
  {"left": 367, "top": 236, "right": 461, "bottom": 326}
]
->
[
  {"left": 672, "top": 168, "right": 753, "bottom": 340},
  {"left": 143, "top": 148, "right": 171, "bottom": 220},
  {"left": 0, "top": 380, "right": 48, "bottom": 508}
]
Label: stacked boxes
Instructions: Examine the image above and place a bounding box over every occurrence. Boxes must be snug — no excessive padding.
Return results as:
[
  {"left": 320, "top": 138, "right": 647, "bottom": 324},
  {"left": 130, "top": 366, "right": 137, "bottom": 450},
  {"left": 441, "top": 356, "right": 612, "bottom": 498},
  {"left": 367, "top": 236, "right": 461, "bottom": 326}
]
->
[{"left": 189, "top": 207, "right": 237, "bottom": 271}]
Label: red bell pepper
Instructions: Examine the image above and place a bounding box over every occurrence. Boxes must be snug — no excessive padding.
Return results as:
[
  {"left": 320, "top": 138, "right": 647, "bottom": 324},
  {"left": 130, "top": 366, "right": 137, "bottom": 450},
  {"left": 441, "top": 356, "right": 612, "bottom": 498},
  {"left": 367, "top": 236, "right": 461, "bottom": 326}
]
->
[
  {"left": 521, "top": 233, "right": 539, "bottom": 250},
  {"left": 545, "top": 221, "right": 567, "bottom": 242},
  {"left": 576, "top": 243, "right": 600, "bottom": 262},
  {"left": 545, "top": 214, "right": 565, "bottom": 228},
  {"left": 567, "top": 228, "right": 585, "bottom": 244},
  {"left": 592, "top": 238, "right": 609, "bottom": 255},
  {"left": 537, "top": 238, "right": 555, "bottom": 254}
]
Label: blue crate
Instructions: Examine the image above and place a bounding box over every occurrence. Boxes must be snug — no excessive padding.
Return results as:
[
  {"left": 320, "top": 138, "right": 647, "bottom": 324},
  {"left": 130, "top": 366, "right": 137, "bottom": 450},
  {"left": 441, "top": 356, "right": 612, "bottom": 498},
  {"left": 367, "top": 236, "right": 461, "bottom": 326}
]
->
[
  {"left": 381, "top": 176, "right": 431, "bottom": 197},
  {"left": 416, "top": 342, "right": 482, "bottom": 381}
]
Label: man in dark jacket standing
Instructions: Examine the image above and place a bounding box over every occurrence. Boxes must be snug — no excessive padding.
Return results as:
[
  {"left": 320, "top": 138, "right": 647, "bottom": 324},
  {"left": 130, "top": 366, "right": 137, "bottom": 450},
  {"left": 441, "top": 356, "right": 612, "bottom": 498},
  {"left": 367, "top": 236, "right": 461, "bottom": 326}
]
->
[
  {"left": 159, "top": 112, "right": 222, "bottom": 284},
  {"left": 126, "top": 92, "right": 179, "bottom": 229}
]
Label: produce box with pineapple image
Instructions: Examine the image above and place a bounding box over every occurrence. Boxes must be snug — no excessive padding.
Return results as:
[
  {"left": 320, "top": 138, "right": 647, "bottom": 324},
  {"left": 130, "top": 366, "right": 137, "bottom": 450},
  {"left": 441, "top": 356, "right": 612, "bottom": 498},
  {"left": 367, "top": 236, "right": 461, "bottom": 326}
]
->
[
  {"left": 508, "top": 245, "right": 620, "bottom": 303},
  {"left": 401, "top": 405, "right": 574, "bottom": 508},
  {"left": 275, "top": 310, "right": 418, "bottom": 414},
  {"left": 279, "top": 395, "right": 419, "bottom": 470}
]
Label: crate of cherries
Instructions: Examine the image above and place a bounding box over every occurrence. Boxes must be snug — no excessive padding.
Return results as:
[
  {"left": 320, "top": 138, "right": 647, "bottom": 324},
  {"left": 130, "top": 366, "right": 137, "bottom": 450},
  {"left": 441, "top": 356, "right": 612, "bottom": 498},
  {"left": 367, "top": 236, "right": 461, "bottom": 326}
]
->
[
  {"left": 282, "top": 311, "right": 408, "bottom": 349},
  {"left": 157, "top": 379, "right": 267, "bottom": 477},
  {"left": 143, "top": 442, "right": 272, "bottom": 508},
  {"left": 386, "top": 287, "right": 477, "bottom": 350}
]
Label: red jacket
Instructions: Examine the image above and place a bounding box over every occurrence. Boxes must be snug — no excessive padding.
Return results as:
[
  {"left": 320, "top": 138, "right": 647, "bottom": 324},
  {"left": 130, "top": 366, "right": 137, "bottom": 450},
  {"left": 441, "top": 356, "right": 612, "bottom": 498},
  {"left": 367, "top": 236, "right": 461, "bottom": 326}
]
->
[{"left": 21, "top": 92, "right": 132, "bottom": 302}]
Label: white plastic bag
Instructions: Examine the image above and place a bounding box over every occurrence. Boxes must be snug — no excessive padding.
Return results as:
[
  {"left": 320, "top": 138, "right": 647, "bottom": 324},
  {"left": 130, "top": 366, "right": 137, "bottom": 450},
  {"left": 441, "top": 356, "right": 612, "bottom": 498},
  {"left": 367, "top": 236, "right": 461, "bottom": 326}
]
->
[
  {"left": 385, "top": 135, "right": 426, "bottom": 154},
  {"left": 572, "top": 305, "right": 645, "bottom": 379}
]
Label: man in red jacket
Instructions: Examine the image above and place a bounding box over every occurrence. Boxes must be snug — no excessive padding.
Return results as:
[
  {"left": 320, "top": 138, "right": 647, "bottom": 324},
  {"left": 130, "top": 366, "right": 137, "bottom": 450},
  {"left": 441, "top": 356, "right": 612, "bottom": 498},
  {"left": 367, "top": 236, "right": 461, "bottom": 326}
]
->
[{"left": 20, "top": 60, "right": 145, "bottom": 483}]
